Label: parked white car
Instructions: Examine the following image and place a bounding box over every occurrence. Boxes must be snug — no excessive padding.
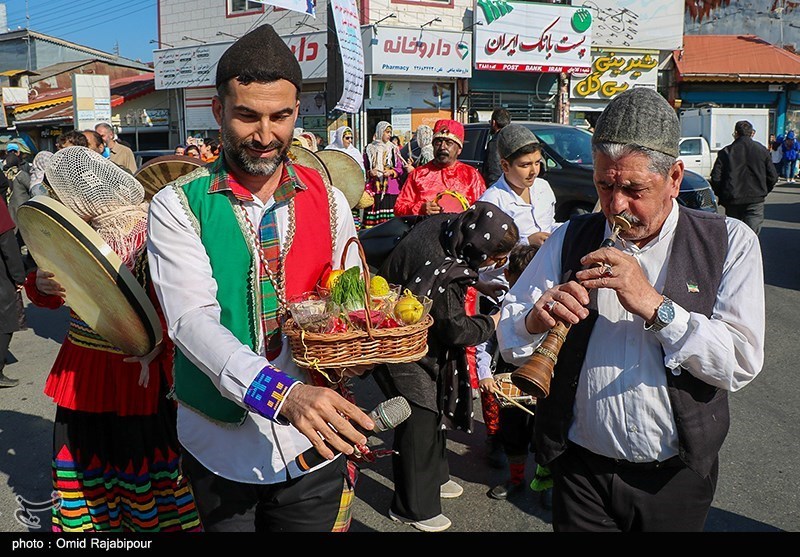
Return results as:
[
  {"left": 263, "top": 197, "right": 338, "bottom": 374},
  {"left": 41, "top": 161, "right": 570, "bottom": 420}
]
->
[{"left": 679, "top": 136, "right": 714, "bottom": 179}]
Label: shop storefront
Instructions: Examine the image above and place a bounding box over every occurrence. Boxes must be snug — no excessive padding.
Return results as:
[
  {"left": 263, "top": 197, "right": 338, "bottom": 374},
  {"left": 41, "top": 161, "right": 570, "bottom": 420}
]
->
[
  {"left": 360, "top": 26, "right": 470, "bottom": 143},
  {"left": 569, "top": 48, "right": 660, "bottom": 128},
  {"left": 469, "top": 2, "right": 592, "bottom": 123},
  {"left": 153, "top": 31, "right": 328, "bottom": 145}
]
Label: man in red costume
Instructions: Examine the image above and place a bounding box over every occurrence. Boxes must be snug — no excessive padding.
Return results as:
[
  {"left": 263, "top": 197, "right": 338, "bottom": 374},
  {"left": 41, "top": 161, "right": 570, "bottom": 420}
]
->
[{"left": 394, "top": 119, "right": 486, "bottom": 216}]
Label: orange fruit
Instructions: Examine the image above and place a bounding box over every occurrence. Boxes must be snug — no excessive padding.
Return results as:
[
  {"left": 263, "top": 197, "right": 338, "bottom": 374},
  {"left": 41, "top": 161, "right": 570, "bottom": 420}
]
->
[{"left": 325, "top": 269, "right": 345, "bottom": 290}]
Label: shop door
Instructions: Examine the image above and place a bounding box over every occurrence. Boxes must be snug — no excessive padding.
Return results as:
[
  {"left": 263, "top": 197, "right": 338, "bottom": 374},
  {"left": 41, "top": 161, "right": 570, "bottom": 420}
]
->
[{"left": 367, "top": 109, "right": 392, "bottom": 141}]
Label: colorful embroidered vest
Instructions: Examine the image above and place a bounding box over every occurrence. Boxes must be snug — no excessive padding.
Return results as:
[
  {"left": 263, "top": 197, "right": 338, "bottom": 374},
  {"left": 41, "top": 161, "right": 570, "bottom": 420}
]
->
[{"left": 171, "top": 164, "right": 335, "bottom": 424}]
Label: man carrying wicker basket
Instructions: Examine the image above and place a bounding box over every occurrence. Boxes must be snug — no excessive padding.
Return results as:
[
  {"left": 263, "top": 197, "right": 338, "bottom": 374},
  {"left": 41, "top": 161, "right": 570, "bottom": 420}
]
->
[{"left": 146, "top": 24, "right": 375, "bottom": 532}]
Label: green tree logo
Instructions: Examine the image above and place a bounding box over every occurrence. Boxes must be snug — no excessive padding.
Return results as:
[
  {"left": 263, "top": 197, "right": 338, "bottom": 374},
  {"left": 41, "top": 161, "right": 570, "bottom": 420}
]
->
[{"left": 477, "top": 0, "right": 514, "bottom": 25}]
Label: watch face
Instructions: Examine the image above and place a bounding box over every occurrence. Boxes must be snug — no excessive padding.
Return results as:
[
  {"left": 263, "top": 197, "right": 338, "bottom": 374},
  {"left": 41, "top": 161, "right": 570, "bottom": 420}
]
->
[{"left": 658, "top": 299, "right": 675, "bottom": 323}]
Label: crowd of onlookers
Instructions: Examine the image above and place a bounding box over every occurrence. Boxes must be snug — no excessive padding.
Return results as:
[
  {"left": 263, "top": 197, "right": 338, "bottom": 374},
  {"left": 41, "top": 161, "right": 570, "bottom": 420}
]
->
[
  {"left": 173, "top": 137, "right": 221, "bottom": 162},
  {"left": 770, "top": 131, "right": 799, "bottom": 182}
]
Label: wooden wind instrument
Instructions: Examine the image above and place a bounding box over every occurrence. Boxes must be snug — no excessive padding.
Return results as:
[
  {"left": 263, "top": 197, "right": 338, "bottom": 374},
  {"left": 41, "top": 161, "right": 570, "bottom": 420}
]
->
[{"left": 510, "top": 214, "right": 632, "bottom": 399}]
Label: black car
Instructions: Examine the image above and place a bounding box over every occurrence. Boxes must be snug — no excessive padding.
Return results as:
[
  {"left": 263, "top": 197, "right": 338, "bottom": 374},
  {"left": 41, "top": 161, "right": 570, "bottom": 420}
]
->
[
  {"left": 461, "top": 121, "right": 717, "bottom": 221},
  {"left": 134, "top": 149, "right": 175, "bottom": 169}
]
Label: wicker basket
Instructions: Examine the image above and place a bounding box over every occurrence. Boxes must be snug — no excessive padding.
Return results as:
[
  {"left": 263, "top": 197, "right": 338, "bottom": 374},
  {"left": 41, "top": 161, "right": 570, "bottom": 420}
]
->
[{"left": 284, "top": 237, "right": 432, "bottom": 369}]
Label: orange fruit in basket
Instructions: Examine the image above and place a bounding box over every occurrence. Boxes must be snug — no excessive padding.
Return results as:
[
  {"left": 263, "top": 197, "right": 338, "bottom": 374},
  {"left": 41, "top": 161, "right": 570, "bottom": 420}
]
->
[{"left": 324, "top": 269, "right": 345, "bottom": 290}]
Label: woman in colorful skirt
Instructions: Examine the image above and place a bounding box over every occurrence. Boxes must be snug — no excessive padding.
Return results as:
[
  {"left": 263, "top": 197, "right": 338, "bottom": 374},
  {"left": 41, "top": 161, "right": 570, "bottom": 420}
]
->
[
  {"left": 362, "top": 121, "right": 405, "bottom": 228},
  {"left": 23, "top": 147, "right": 201, "bottom": 532}
]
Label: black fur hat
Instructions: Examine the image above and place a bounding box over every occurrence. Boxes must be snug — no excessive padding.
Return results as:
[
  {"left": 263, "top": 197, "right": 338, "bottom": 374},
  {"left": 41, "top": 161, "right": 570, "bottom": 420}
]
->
[{"left": 215, "top": 24, "right": 302, "bottom": 93}]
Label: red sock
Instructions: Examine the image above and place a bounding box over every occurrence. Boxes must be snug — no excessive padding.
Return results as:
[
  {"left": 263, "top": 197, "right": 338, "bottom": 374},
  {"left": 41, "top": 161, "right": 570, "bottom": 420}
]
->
[
  {"left": 481, "top": 390, "right": 500, "bottom": 436},
  {"left": 509, "top": 461, "right": 525, "bottom": 485}
]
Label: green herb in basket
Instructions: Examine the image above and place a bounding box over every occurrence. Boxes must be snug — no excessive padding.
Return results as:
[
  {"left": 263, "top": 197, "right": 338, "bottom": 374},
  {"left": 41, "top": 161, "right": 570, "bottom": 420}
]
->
[{"left": 329, "top": 266, "right": 365, "bottom": 312}]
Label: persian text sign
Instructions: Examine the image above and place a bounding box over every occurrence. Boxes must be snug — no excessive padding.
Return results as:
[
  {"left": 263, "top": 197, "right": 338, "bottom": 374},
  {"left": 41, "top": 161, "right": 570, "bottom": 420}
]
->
[
  {"left": 474, "top": 1, "right": 593, "bottom": 74},
  {"left": 154, "top": 33, "right": 326, "bottom": 90},
  {"left": 570, "top": 49, "right": 658, "bottom": 100},
  {"left": 364, "top": 27, "right": 472, "bottom": 77},
  {"left": 576, "top": 0, "right": 683, "bottom": 51},
  {"left": 330, "top": 0, "right": 365, "bottom": 113}
]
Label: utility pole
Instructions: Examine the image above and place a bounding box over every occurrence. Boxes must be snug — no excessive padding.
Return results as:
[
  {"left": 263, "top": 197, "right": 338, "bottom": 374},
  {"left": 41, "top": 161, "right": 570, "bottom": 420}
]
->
[
  {"left": 778, "top": 0, "right": 785, "bottom": 48},
  {"left": 25, "top": 0, "right": 31, "bottom": 71}
]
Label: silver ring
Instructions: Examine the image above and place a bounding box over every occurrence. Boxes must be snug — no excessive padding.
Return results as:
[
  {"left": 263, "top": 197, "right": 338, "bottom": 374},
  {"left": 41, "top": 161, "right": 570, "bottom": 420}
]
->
[
  {"left": 545, "top": 300, "right": 557, "bottom": 312},
  {"left": 602, "top": 263, "right": 614, "bottom": 277}
]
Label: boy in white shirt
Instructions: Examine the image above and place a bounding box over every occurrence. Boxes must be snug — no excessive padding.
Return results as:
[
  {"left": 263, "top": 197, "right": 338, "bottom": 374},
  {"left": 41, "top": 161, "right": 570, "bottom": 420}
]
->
[{"left": 475, "top": 125, "right": 563, "bottom": 474}]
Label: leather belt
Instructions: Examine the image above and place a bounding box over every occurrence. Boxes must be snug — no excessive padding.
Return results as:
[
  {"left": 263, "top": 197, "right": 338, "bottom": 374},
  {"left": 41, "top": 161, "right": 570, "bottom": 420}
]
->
[{"left": 570, "top": 442, "right": 684, "bottom": 471}]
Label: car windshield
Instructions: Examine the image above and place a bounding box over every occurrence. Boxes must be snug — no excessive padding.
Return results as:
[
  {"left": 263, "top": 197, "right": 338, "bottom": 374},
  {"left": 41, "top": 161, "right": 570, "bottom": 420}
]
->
[{"left": 532, "top": 126, "right": 593, "bottom": 165}]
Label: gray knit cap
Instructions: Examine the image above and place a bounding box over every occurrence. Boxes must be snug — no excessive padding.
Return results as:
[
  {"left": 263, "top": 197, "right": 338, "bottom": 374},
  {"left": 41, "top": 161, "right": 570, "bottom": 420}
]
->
[
  {"left": 592, "top": 88, "right": 680, "bottom": 158},
  {"left": 497, "top": 124, "right": 538, "bottom": 160}
]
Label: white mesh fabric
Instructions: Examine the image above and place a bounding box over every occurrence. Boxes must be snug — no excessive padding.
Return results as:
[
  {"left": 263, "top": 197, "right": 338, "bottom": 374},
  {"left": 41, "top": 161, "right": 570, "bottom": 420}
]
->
[
  {"left": 46, "top": 146, "right": 145, "bottom": 216},
  {"left": 45, "top": 146, "right": 148, "bottom": 265}
]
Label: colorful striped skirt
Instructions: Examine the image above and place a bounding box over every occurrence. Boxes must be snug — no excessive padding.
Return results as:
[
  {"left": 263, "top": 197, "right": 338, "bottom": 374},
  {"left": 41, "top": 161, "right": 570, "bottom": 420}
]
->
[
  {"left": 362, "top": 193, "right": 397, "bottom": 229},
  {"left": 51, "top": 400, "right": 202, "bottom": 532}
]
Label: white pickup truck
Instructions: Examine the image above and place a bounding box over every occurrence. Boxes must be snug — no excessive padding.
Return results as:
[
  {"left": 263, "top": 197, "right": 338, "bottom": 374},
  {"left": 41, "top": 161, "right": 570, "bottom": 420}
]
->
[{"left": 678, "top": 136, "right": 714, "bottom": 179}]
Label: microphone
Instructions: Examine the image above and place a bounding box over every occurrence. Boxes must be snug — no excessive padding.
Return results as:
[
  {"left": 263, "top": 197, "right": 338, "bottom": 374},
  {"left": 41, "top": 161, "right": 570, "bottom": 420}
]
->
[{"left": 294, "top": 396, "right": 411, "bottom": 472}]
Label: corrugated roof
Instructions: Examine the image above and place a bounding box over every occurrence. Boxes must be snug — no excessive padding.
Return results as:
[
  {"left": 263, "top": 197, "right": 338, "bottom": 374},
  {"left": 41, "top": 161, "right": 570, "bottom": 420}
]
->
[
  {"left": 110, "top": 74, "right": 155, "bottom": 107},
  {"left": 674, "top": 35, "right": 800, "bottom": 83},
  {"left": 13, "top": 95, "right": 71, "bottom": 114},
  {"left": 13, "top": 73, "right": 156, "bottom": 125},
  {"left": 0, "top": 69, "right": 39, "bottom": 77},
  {"left": 12, "top": 102, "right": 73, "bottom": 126}
]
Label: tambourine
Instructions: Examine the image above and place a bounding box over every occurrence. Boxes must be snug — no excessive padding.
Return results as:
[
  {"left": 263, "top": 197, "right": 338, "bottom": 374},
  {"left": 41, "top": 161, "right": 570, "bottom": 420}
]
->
[
  {"left": 494, "top": 373, "right": 536, "bottom": 410},
  {"left": 434, "top": 190, "right": 469, "bottom": 213}
]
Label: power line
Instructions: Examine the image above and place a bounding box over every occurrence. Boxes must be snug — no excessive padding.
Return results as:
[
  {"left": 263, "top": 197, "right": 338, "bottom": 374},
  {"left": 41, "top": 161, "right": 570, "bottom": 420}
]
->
[
  {"left": 35, "top": 1, "right": 156, "bottom": 37},
  {"left": 6, "top": 0, "right": 99, "bottom": 29}
]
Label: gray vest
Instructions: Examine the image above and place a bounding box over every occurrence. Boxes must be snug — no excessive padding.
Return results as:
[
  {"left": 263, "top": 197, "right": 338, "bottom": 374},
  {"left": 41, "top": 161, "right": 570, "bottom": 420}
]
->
[{"left": 535, "top": 207, "right": 729, "bottom": 478}]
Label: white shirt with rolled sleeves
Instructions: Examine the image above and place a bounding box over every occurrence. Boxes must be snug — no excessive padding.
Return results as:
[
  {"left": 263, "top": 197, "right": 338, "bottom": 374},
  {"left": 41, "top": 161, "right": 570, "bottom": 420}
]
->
[
  {"left": 496, "top": 201, "right": 764, "bottom": 463},
  {"left": 479, "top": 175, "right": 562, "bottom": 244},
  {"left": 475, "top": 174, "right": 564, "bottom": 381},
  {"left": 147, "top": 183, "right": 360, "bottom": 484}
]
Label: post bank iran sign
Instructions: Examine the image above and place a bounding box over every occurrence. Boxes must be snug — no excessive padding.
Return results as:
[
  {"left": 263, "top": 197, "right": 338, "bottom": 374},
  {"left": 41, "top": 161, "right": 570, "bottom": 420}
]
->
[
  {"left": 363, "top": 26, "right": 472, "bottom": 78},
  {"left": 474, "top": 0, "right": 593, "bottom": 74}
]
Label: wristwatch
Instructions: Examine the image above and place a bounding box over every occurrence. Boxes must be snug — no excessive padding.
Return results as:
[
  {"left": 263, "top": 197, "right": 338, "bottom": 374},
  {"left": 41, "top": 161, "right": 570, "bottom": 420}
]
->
[{"left": 645, "top": 296, "right": 675, "bottom": 332}]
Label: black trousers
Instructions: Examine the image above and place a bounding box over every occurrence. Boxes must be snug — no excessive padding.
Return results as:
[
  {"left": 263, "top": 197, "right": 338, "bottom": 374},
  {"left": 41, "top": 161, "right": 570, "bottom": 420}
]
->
[
  {"left": 181, "top": 450, "right": 349, "bottom": 532},
  {"left": 0, "top": 332, "right": 12, "bottom": 373},
  {"left": 723, "top": 202, "right": 765, "bottom": 235},
  {"left": 498, "top": 406, "right": 535, "bottom": 458},
  {"left": 551, "top": 443, "right": 718, "bottom": 532},
  {"left": 389, "top": 402, "right": 449, "bottom": 521}
]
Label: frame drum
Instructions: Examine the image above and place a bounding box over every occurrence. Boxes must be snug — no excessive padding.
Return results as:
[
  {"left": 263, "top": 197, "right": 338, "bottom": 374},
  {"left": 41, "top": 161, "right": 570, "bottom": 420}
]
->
[
  {"left": 316, "top": 149, "right": 366, "bottom": 209},
  {"left": 16, "top": 196, "right": 162, "bottom": 357},
  {"left": 288, "top": 146, "right": 332, "bottom": 185},
  {"left": 494, "top": 372, "right": 536, "bottom": 409},
  {"left": 134, "top": 155, "right": 204, "bottom": 199},
  {"left": 434, "top": 190, "right": 470, "bottom": 213}
]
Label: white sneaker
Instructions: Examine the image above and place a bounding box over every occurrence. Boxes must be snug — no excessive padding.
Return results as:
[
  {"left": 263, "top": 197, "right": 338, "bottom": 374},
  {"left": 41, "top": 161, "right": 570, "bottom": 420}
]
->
[
  {"left": 440, "top": 479, "right": 464, "bottom": 499},
  {"left": 389, "top": 509, "right": 452, "bottom": 532}
]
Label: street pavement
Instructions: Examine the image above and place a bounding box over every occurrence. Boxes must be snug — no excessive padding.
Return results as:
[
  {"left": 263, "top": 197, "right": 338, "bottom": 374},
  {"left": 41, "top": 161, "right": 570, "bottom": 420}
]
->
[{"left": 0, "top": 182, "right": 798, "bottom": 535}]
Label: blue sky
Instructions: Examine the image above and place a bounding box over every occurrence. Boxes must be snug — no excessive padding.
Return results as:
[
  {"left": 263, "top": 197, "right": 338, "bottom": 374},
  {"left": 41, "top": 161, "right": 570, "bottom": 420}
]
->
[{"left": 4, "top": 0, "right": 158, "bottom": 63}]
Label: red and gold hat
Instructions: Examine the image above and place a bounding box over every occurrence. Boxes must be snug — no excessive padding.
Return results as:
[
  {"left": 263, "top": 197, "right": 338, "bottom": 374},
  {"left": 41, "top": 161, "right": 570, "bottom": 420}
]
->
[{"left": 433, "top": 119, "right": 464, "bottom": 148}]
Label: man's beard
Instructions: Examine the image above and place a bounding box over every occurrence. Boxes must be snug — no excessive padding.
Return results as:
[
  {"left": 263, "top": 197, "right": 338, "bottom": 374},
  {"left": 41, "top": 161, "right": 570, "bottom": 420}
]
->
[{"left": 221, "top": 126, "right": 288, "bottom": 177}]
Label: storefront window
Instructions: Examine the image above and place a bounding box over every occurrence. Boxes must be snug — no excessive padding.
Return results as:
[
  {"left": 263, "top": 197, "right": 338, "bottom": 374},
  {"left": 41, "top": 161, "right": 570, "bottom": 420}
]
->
[
  {"left": 228, "top": 0, "right": 263, "bottom": 15},
  {"left": 785, "top": 105, "right": 800, "bottom": 135}
]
